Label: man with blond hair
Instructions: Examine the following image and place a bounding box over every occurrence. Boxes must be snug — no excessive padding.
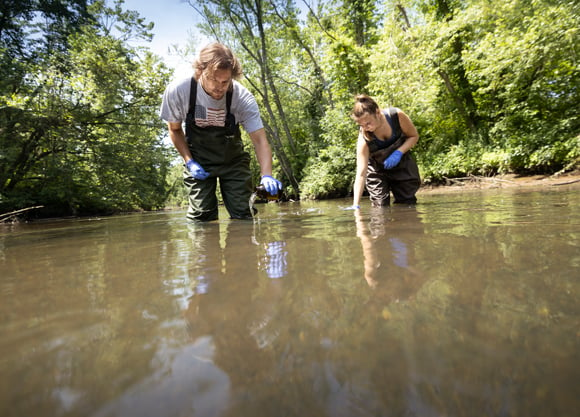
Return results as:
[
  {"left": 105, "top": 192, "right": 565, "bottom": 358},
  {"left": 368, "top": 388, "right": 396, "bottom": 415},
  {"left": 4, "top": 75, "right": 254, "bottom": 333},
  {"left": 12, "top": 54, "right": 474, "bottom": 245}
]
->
[{"left": 160, "top": 43, "right": 282, "bottom": 221}]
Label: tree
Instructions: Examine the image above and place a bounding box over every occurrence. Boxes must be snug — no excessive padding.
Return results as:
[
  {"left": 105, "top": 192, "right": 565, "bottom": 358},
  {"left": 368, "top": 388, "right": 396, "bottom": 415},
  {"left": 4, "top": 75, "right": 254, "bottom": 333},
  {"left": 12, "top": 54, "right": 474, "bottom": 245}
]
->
[{"left": 0, "top": 0, "right": 174, "bottom": 216}]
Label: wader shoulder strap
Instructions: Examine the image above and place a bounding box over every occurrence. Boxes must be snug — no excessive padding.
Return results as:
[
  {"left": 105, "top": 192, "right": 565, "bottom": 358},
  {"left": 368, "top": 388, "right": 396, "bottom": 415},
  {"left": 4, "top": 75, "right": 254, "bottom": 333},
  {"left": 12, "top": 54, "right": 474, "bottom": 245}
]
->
[
  {"left": 367, "top": 108, "right": 405, "bottom": 163},
  {"left": 384, "top": 107, "right": 402, "bottom": 138},
  {"left": 187, "top": 77, "right": 197, "bottom": 116},
  {"left": 187, "top": 77, "right": 233, "bottom": 120},
  {"left": 226, "top": 87, "right": 232, "bottom": 113}
]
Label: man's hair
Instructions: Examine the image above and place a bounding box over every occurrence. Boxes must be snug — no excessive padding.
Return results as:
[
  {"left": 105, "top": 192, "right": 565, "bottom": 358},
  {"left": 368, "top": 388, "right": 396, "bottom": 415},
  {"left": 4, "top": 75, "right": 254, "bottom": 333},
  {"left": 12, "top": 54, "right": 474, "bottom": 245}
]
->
[
  {"left": 351, "top": 94, "right": 379, "bottom": 118},
  {"left": 193, "top": 43, "right": 242, "bottom": 80}
]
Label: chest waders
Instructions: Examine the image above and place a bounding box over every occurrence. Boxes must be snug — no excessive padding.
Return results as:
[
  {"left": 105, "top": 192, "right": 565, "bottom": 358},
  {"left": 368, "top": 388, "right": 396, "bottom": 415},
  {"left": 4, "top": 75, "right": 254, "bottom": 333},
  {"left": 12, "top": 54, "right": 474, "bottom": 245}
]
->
[
  {"left": 184, "top": 78, "right": 254, "bottom": 221},
  {"left": 364, "top": 108, "right": 421, "bottom": 206}
]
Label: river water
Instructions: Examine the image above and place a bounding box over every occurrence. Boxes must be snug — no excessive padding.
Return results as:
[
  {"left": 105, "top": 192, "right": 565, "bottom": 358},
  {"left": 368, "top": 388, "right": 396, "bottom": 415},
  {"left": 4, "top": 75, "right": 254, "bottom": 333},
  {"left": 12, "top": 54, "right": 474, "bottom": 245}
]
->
[{"left": 1, "top": 185, "right": 579, "bottom": 417}]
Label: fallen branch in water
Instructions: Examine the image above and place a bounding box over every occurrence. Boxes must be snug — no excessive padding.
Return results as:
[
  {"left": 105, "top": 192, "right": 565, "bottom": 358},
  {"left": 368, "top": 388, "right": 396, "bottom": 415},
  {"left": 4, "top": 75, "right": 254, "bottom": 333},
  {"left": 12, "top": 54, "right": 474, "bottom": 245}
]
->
[
  {"left": 0, "top": 206, "right": 44, "bottom": 223},
  {"left": 443, "top": 175, "right": 516, "bottom": 186},
  {"left": 552, "top": 178, "right": 580, "bottom": 186}
]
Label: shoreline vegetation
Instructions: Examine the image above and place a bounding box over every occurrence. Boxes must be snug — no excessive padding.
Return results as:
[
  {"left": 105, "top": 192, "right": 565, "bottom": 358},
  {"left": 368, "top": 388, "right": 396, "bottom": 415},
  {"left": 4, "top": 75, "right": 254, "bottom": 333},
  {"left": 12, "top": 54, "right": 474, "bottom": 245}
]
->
[{"left": 2, "top": 170, "right": 579, "bottom": 224}]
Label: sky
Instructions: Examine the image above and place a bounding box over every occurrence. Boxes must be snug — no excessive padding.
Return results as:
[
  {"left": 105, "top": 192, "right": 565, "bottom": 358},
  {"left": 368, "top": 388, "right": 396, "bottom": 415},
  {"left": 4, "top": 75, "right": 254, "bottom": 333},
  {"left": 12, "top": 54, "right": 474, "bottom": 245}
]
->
[{"left": 120, "top": 0, "right": 208, "bottom": 80}]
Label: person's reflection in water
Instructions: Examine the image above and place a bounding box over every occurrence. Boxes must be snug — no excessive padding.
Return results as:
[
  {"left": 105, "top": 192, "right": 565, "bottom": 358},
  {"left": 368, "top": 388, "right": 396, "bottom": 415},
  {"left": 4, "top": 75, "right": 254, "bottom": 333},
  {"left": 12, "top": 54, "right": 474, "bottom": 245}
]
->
[
  {"left": 354, "top": 207, "right": 426, "bottom": 300},
  {"left": 186, "top": 221, "right": 222, "bottom": 296},
  {"left": 354, "top": 207, "right": 431, "bottom": 415},
  {"left": 183, "top": 219, "right": 290, "bottom": 413}
]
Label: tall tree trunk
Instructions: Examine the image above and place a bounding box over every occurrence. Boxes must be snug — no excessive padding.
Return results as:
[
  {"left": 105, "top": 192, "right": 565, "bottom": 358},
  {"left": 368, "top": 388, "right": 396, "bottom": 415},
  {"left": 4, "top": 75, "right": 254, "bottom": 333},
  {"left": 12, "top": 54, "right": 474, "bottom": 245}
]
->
[
  {"left": 262, "top": 118, "right": 299, "bottom": 192},
  {"left": 233, "top": 0, "right": 301, "bottom": 192},
  {"left": 244, "top": 73, "right": 300, "bottom": 192}
]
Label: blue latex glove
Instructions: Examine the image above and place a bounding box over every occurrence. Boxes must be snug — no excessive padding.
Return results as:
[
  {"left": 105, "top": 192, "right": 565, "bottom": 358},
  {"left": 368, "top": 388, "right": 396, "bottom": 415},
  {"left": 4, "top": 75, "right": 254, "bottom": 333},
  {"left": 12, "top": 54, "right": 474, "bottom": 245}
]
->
[
  {"left": 342, "top": 205, "right": 360, "bottom": 210},
  {"left": 186, "top": 159, "right": 210, "bottom": 180},
  {"left": 260, "top": 175, "right": 282, "bottom": 195},
  {"left": 383, "top": 150, "right": 403, "bottom": 169}
]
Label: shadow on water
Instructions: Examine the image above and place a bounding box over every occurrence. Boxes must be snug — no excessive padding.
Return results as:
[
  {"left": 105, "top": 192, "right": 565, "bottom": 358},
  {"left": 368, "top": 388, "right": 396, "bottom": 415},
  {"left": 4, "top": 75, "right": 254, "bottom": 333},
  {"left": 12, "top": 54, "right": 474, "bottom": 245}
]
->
[{"left": 0, "top": 186, "right": 579, "bottom": 417}]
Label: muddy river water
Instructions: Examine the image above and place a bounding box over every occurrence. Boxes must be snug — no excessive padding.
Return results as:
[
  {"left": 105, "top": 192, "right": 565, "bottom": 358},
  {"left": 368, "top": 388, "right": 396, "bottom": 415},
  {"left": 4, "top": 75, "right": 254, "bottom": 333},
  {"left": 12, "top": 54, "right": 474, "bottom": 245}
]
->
[{"left": 1, "top": 185, "right": 578, "bottom": 417}]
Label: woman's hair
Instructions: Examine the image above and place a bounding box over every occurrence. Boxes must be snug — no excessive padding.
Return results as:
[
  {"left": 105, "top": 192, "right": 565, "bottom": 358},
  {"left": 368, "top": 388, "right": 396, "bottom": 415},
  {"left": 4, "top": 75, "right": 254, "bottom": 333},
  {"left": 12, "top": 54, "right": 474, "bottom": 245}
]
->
[
  {"left": 351, "top": 94, "right": 379, "bottom": 118},
  {"left": 193, "top": 43, "right": 242, "bottom": 80}
]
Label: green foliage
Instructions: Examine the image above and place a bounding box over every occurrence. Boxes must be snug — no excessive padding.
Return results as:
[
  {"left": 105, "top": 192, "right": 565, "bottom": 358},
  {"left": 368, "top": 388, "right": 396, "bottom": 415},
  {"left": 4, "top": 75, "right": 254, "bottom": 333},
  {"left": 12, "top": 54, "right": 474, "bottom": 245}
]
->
[
  {"left": 418, "top": 134, "right": 579, "bottom": 181},
  {"left": 0, "top": 0, "right": 173, "bottom": 217},
  {"left": 194, "top": 0, "right": 578, "bottom": 196},
  {"left": 365, "top": 0, "right": 579, "bottom": 183},
  {"left": 164, "top": 162, "right": 189, "bottom": 209},
  {"left": 300, "top": 144, "right": 357, "bottom": 199},
  {"left": 321, "top": 106, "right": 359, "bottom": 149},
  {"left": 300, "top": 104, "right": 359, "bottom": 198},
  {"left": 419, "top": 141, "right": 482, "bottom": 180},
  {"left": 509, "top": 134, "right": 580, "bottom": 173}
]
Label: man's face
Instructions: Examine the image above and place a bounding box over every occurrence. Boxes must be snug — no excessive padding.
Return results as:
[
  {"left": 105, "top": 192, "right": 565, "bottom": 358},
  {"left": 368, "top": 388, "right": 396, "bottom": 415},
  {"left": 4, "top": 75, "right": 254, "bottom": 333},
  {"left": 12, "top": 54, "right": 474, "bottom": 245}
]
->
[{"left": 201, "top": 68, "right": 232, "bottom": 100}]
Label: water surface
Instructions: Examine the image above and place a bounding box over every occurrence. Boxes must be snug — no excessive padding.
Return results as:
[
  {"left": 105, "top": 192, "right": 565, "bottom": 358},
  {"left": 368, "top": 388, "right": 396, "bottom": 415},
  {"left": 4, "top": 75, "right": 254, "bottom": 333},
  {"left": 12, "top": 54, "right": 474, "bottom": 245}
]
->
[{"left": 1, "top": 186, "right": 579, "bottom": 417}]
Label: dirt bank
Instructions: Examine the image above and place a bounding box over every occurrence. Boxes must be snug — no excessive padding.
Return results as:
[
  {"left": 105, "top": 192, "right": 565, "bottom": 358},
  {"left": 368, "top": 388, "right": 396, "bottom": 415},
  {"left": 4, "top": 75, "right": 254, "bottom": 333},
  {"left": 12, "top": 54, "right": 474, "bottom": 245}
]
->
[{"left": 418, "top": 169, "right": 580, "bottom": 195}]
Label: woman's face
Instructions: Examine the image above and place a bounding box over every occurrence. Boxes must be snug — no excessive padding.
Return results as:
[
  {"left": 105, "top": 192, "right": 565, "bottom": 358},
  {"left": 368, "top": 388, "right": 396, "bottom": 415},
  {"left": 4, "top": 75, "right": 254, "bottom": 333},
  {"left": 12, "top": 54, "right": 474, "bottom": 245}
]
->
[
  {"left": 201, "top": 68, "right": 232, "bottom": 100},
  {"left": 354, "top": 110, "right": 382, "bottom": 133}
]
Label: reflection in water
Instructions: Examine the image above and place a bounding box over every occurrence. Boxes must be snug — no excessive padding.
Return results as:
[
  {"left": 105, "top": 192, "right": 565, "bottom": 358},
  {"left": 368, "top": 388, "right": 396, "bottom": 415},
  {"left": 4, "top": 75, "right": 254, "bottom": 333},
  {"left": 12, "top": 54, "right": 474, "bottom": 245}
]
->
[
  {"left": 260, "top": 241, "right": 288, "bottom": 279},
  {"left": 354, "top": 206, "right": 428, "bottom": 326},
  {"left": 0, "top": 187, "right": 579, "bottom": 417},
  {"left": 183, "top": 219, "right": 287, "bottom": 415},
  {"left": 252, "top": 218, "right": 289, "bottom": 280}
]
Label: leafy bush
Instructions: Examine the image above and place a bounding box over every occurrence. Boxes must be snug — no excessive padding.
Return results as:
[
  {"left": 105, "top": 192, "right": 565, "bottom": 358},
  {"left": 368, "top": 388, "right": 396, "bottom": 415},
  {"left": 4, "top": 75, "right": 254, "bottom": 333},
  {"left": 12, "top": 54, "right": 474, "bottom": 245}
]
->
[{"left": 300, "top": 145, "right": 356, "bottom": 199}]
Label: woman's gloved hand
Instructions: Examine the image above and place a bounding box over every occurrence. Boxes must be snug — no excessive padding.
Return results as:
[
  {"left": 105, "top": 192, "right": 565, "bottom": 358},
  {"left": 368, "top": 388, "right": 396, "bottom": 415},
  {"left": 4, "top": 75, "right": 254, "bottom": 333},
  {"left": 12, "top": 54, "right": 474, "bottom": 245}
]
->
[
  {"left": 186, "top": 159, "right": 210, "bottom": 180},
  {"left": 383, "top": 150, "right": 403, "bottom": 169}
]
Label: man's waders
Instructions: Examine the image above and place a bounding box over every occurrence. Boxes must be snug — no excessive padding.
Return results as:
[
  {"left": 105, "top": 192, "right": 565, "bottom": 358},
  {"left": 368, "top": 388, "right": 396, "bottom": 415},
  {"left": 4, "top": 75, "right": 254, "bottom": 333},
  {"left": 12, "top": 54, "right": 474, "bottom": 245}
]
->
[{"left": 184, "top": 78, "right": 254, "bottom": 221}]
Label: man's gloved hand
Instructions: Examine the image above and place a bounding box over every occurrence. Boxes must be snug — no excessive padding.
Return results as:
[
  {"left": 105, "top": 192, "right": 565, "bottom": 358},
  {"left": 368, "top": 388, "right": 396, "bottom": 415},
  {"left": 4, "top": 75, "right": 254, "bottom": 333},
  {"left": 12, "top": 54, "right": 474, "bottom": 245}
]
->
[
  {"left": 186, "top": 159, "right": 210, "bottom": 180},
  {"left": 383, "top": 150, "right": 403, "bottom": 169},
  {"left": 260, "top": 175, "right": 282, "bottom": 195}
]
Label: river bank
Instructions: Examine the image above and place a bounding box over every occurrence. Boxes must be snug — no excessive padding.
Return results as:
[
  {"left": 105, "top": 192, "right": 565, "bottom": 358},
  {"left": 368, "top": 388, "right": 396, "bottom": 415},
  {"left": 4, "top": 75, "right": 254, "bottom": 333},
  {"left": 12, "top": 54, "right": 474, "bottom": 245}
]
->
[{"left": 418, "top": 169, "right": 580, "bottom": 195}]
